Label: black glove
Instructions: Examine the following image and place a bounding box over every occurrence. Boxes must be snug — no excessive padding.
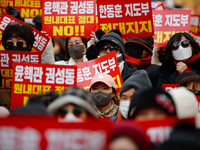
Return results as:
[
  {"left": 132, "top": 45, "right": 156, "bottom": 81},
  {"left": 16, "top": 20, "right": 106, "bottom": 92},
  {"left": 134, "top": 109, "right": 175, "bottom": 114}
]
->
[
  {"left": 7, "top": 6, "right": 24, "bottom": 22},
  {"left": 32, "top": 15, "right": 42, "bottom": 31}
]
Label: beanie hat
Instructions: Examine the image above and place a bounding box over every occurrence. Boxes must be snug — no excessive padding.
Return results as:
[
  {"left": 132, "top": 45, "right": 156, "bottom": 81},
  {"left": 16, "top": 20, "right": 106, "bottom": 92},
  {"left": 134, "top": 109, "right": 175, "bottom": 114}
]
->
[
  {"left": 95, "top": 32, "right": 125, "bottom": 60},
  {"left": 157, "top": 122, "right": 200, "bottom": 150},
  {"left": 47, "top": 87, "right": 98, "bottom": 118},
  {"left": 125, "top": 36, "right": 154, "bottom": 53},
  {"left": 128, "top": 88, "right": 176, "bottom": 119},
  {"left": 120, "top": 70, "right": 152, "bottom": 96},
  {"left": 176, "top": 71, "right": 199, "bottom": 84},
  {"left": 94, "top": 29, "right": 105, "bottom": 43},
  {"left": 169, "top": 87, "right": 197, "bottom": 119},
  {"left": 90, "top": 73, "right": 116, "bottom": 90},
  {"left": 0, "top": 106, "right": 9, "bottom": 118},
  {"left": 111, "top": 122, "right": 146, "bottom": 149}
]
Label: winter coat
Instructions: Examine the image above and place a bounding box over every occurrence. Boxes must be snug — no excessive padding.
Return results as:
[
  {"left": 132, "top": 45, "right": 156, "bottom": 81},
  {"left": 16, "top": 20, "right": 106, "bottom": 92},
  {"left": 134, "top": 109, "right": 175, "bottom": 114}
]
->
[{"left": 55, "top": 55, "right": 88, "bottom": 65}]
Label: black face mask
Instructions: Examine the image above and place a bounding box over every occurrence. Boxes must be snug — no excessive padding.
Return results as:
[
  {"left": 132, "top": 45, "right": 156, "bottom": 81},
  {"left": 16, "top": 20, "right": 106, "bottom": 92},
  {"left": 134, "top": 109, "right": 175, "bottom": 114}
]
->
[
  {"left": 126, "top": 43, "right": 144, "bottom": 59},
  {"left": 158, "top": 55, "right": 166, "bottom": 64},
  {"left": 5, "top": 46, "right": 28, "bottom": 51}
]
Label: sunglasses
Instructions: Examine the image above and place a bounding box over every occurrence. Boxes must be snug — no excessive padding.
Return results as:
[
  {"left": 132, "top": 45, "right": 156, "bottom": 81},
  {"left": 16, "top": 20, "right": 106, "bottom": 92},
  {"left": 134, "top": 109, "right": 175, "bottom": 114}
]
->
[
  {"left": 188, "top": 89, "right": 200, "bottom": 96},
  {"left": 5, "top": 41, "right": 25, "bottom": 49},
  {"left": 99, "top": 45, "right": 120, "bottom": 53},
  {"left": 171, "top": 40, "right": 190, "bottom": 50},
  {"left": 56, "top": 106, "right": 84, "bottom": 117}
]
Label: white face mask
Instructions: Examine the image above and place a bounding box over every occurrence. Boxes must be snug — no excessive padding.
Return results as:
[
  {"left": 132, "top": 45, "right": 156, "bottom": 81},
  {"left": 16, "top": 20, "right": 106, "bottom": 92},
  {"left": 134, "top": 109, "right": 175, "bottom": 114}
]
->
[
  {"left": 172, "top": 45, "right": 192, "bottom": 61},
  {"left": 58, "top": 113, "right": 83, "bottom": 123},
  {"left": 119, "top": 100, "right": 131, "bottom": 119}
]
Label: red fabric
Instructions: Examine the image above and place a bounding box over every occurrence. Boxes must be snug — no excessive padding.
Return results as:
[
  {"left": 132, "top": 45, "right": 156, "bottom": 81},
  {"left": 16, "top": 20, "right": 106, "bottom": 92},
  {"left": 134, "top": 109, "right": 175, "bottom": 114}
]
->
[
  {"left": 125, "top": 54, "right": 151, "bottom": 66},
  {"left": 125, "top": 54, "right": 141, "bottom": 66},
  {"left": 116, "top": 112, "right": 123, "bottom": 123},
  {"left": 140, "top": 55, "right": 152, "bottom": 66},
  {"left": 174, "top": 53, "right": 200, "bottom": 73}
]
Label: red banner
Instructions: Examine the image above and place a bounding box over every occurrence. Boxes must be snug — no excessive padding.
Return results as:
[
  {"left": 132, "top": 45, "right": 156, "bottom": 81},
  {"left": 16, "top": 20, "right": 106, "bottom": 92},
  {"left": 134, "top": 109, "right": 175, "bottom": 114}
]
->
[
  {"left": 42, "top": 0, "right": 96, "bottom": 37},
  {"left": 97, "top": 0, "right": 154, "bottom": 38},
  {"left": 11, "top": 63, "right": 77, "bottom": 109},
  {"left": 0, "top": 115, "right": 112, "bottom": 150},
  {"left": 0, "top": 50, "right": 41, "bottom": 89},
  {"left": 0, "top": 13, "right": 50, "bottom": 53},
  {"left": 153, "top": 10, "right": 191, "bottom": 47},
  {"left": 76, "top": 52, "right": 122, "bottom": 93},
  {"left": 0, "top": 0, "right": 42, "bottom": 18},
  {"left": 191, "top": 15, "right": 200, "bottom": 34}
]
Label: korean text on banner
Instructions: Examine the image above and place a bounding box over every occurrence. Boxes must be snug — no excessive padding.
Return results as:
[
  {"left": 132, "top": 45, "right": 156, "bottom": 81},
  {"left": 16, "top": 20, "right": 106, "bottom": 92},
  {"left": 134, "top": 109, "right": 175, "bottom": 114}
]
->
[
  {"left": 76, "top": 52, "right": 122, "bottom": 93},
  {"left": 0, "top": 116, "right": 112, "bottom": 150},
  {"left": 0, "top": 50, "right": 41, "bottom": 89},
  {"left": 42, "top": 0, "right": 96, "bottom": 37},
  {"left": 0, "top": 13, "right": 50, "bottom": 53},
  {"left": 0, "top": 0, "right": 42, "bottom": 18},
  {"left": 11, "top": 63, "right": 77, "bottom": 109},
  {"left": 97, "top": 0, "right": 154, "bottom": 38},
  {"left": 153, "top": 10, "right": 191, "bottom": 47}
]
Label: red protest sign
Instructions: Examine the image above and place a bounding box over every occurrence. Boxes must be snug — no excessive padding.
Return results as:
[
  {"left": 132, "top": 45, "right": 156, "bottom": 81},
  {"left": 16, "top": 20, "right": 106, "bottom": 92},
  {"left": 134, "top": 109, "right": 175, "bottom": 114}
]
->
[
  {"left": 0, "top": 13, "right": 50, "bottom": 53},
  {"left": 153, "top": 3, "right": 165, "bottom": 10},
  {"left": 0, "top": 115, "right": 112, "bottom": 150},
  {"left": 11, "top": 63, "right": 77, "bottom": 109},
  {"left": 0, "top": 50, "right": 41, "bottom": 89},
  {"left": 75, "top": 52, "right": 122, "bottom": 93},
  {"left": 97, "top": 0, "right": 154, "bottom": 38},
  {"left": 153, "top": 10, "right": 191, "bottom": 47},
  {"left": 129, "top": 117, "right": 195, "bottom": 145},
  {"left": 42, "top": 0, "right": 96, "bottom": 37},
  {"left": 162, "top": 84, "right": 178, "bottom": 92},
  {"left": 0, "top": 0, "right": 42, "bottom": 18},
  {"left": 191, "top": 15, "right": 200, "bottom": 34}
]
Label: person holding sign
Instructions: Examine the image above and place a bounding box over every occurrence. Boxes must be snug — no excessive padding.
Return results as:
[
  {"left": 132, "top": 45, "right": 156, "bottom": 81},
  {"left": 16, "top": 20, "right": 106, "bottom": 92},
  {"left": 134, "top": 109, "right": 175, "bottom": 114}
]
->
[
  {"left": 157, "top": 32, "right": 200, "bottom": 89},
  {"left": 55, "top": 37, "right": 88, "bottom": 65},
  {"left": 89, "top": 73, "right": 119, "bottom": 118},
  {"left": 47, "top": 87, "right": 98, "bottom": 122}
]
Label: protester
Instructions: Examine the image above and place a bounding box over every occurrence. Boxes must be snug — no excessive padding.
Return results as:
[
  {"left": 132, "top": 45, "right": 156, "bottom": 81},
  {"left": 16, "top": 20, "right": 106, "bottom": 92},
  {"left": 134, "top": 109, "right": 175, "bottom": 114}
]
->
[
  {"left": 47, "top": 87, "right": 98, "bottom": 122},
  {"left": 53, "top": 37, "right": 66, "bottom": 61},
  {"left": 176, "top": 71, "right": 199, "bottom": 84},
  {"left": 0, "top": 106, "right": 10, "bottom": 118},
  {"left": 151, "top": 47, "right": 167, "bottom": 66},
  {"left": 55, "top": 37, "right": 88, "bottom": 65},
  {"left": 89, "top": 73, "right": 119, "bottom": 118},
  {"left": 157, "top": 32, "right": 200, "bottom": 89},
  {"left": 128, "top": 88, "right": 176, "bottom": 120},
  {"left": 110, "top": 70, "right": 152, "bottom": 122},
  {"left": 108, "top": 122, "right": 146, "bottom": 150}
]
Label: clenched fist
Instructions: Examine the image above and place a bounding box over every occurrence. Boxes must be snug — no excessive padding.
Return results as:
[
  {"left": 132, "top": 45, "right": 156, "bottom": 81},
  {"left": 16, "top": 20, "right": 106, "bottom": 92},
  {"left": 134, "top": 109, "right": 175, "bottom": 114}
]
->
[{"left": 176, "top": 62, "right": 187, "bottom": 74}]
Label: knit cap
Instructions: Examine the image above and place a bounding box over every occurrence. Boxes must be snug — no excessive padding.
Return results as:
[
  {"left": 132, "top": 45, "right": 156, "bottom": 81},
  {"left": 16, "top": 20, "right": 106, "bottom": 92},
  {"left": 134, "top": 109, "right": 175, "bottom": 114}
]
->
[
  {"left": 95, "top": 32, "right": 125, "bottom": 59},
  {"left": 176, "top": 71, "right": 199, "bottom": 84},
  {"left": 120, "top": 70, "right": 152, "bottom": 96},
  {"left": 128, "top": 88, "right": 176, "bottom": 119},
  {"left": 47, "top": 87, "right": 98, "bottom": 118}
]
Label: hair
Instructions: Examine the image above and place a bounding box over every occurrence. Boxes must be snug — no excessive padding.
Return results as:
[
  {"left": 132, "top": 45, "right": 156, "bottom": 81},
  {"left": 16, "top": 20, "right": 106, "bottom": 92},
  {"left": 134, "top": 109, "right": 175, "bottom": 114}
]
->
[
  {"left": 65, "top": 37, "right": 88, "bottom": 61},
  {"left": 165, "top": 32, "right": 200, "bottom": 60},
  {"left": 178, "top": 76, "right": 200, "bottom": 90},
  {"left": 2, "top": 23, "right": 35, "bottom": 51},
  {"left": 112, "top": 87, "right": 120, "bottom": 106}
]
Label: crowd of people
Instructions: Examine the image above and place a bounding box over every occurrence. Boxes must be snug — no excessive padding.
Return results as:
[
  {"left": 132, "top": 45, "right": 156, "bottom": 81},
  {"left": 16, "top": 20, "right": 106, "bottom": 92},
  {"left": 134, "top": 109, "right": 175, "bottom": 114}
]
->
[{"left": 0, "top": 4, "right": 200, "bottom": 150}]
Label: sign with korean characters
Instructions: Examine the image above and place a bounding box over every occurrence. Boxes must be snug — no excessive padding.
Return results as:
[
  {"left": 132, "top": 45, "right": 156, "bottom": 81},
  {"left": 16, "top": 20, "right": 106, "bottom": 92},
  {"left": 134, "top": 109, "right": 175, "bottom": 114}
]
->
[
  {"left": 0, "top": 115, "right": 112, "bottom": 150},
  {"left": 76, "top": 52, "right": 122, "bottom": 93},
  {"left": 0, "top": 0, "right": 42, "bottom": 18},
  {"left": 0, "top": 13, "right": 50, "bottom": 53},
  {"left": 97, "top": 0, "right": 154, "bottom": 38},
  {"left": 11, "top": 63, "right": 77, "bottom": 109},
  {"left": 131, "top": 117, "right": 195, "bottom": 146},
  {"left": 191, "top": 15, "right": 200, "bottom": 34},
  {"left": 153, "top": 10, "right": 191, "bottom": 47},
  {"left": 42, "top": 0, "right": 96, "bottom": 37},
  {"left": 0, "top": 50, "right": 41, "bottom": 89}
]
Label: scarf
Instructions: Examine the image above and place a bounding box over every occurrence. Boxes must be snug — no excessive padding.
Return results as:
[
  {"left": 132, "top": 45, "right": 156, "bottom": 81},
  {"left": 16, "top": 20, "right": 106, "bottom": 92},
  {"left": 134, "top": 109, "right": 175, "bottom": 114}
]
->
[
  {"left": 125, "top": 54, "right": 151, "bottom": 66},
  {"left": 94, "top": 101, "right": 119, "bottom": 118},
  {"left": 174, "top": 53, "right": 200, "bottom": 73}
]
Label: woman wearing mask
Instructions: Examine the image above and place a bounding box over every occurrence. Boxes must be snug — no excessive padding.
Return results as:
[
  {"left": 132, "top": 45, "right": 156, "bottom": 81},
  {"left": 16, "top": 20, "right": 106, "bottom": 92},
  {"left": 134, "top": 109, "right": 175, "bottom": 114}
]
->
[
  {"left": 157, "top": 32, "right": 200, "bottom": 89},
  {"left": 55, "top": 37, "right": 88, "bottom": 65},
  {"left": 89, "top": 73, "right": 119, "bottom": 118}
]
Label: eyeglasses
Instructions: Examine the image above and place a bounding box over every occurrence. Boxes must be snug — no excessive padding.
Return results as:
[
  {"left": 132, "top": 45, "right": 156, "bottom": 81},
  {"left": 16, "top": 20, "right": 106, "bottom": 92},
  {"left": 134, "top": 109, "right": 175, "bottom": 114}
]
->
[
  {"left": 171, "top": 40, "right": 190, "bottom": 50},
  {"left": 56, "top": 106, "right": 84, "bottom": 117},
  {"left": 99, "top": 45, "right": 120, "bottom": 53},
  {"left": 5, "top": 41, "right": 25, "bottom": 49},
  {"left": 188, "top": 89, "right": 200, "bottom": 96}
]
